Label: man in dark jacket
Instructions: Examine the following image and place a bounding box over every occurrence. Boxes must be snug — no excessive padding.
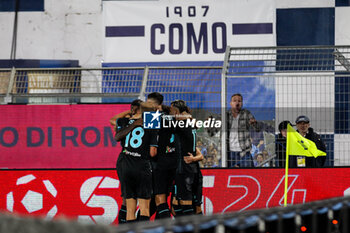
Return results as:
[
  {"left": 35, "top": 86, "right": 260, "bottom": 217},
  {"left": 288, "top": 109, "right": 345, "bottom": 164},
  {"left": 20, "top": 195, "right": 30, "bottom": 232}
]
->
[
  {"left": 291, "top": 115, "right": 327, "bottom": 168},
  {"left": 275, "top": 120, "right": 291, "bottom": 168}
]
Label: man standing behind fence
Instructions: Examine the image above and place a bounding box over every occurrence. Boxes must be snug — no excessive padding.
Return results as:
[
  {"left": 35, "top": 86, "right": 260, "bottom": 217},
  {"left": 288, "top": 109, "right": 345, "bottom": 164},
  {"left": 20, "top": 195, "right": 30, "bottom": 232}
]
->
[
  {"left": 275, "top": 120, "right": 291, "bottom": 168},
  {"left": 291, "top": 115, "right": 327, "bottom": 168},
  {"left": 227, "top": 93, "right": 260, "bottom": 167}
]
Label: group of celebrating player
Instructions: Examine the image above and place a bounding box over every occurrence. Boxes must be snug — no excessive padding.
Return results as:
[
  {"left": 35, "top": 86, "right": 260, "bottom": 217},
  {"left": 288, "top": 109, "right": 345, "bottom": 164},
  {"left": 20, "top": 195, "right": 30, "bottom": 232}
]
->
[{"left": 109, "top": 92, "right": 204, "bottom": 224}]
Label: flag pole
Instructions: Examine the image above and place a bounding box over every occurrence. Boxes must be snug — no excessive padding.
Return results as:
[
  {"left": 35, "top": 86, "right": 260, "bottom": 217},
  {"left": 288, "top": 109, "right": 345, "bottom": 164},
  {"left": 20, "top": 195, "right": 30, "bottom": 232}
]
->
[
  {"left": 284, "top": 124, "right": 290, "bottom": 207},
  {"left": 284, "top": 154, "right": 289, "bottom": 207}
]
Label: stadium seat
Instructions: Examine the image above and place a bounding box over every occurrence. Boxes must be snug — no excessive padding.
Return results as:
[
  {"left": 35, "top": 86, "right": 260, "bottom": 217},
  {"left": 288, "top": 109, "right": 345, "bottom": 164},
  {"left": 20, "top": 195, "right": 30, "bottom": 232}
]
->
[
  {"left": 316, "top": 207, "right": 330, "bottom": 233},
  {"left": 199, "top": 219, "right": 218, "bottom": 233},
  {"left": 142, "top": 226, "right": 166, "bottom": 233},
  {"left": 172, "top": 224, "right": 195, "bottom": 233},
  {"left": 224, "top": 215, "right": 259, "bottom": 233},
  {"left": 299, "top": 209, "right": 313, "bottom": 233},
  {"left": 281, "top": 211, "right": 296, "bottom": 233},
  {"left": 264, "top": 213, "right": 279, "bottom": 233}
]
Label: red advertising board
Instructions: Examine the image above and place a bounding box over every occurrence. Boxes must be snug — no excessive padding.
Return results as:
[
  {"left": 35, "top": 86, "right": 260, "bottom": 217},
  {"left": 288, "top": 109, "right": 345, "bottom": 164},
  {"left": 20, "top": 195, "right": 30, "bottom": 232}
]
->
[
  {"left": 0, "top": 105, "right": 129, "bottom": 168},
  {"left": 0, "top": 168, "right": 349, "bottom": 225}
]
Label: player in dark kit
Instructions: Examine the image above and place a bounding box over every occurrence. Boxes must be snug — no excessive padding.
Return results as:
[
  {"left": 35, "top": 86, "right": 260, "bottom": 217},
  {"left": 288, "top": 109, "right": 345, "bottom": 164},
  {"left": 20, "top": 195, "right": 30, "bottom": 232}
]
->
[
  {"left": 110, "top": 99, "right": 143, "bottom": 224},
  {"left": 145, "top": 92, "right": 177, "bottom": 219},
  {"left": 170, "top": 100, "right": 199, "bottom": 216},
  {"left": 152, "top": 104, "right": 178, "bottom": 218},
  {"left": 119, "top": 102, "right": 158, "bottom": 222},
  {"left": 146, "top": 92, "right": 163, "bottom": 108},
  {"left": 185, "top": 147, "right": 204, "bottom": 215}
]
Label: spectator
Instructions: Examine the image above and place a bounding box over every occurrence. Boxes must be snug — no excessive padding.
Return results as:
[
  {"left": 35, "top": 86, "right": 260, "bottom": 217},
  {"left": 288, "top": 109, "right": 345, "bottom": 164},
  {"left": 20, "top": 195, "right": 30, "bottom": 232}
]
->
[
  {"left": 200, "top": 157, "right": 207, "bottom": 168},
  {"left": 291, "top": 115, "right": 327, "bottom": 168},
  {"left": 250, "top": 138, "right": 259, "bottom": 160},
  {"left": 256, "top": 139, "right": 265, "bottom": 152},
  {"left": 211, "top": 148, "right": 220, "bottom": 161},
  {"left": 196, "top": 140, "right": 207, "bottom": 157},
  {"left": 255, "top": 153, "right": 269, "bottom": 167},
  {"left": 253, "top": 153, "right": 259, "bottom": 167},
  {"left": 262, "top": 150, "right": 272, "bottom": 167},
  {"left": 251, "top": 138, "right": 264, "bottom": 159},
  {"left": 227, "top": 93, "right": 260, "bottom": 167},
  {"left": 205, "top": 156, "right": 214, "bottom": 167},
  {"left": 207, "top": 143, "right": 214, "bottom": 155},
  {"left": 275, "top": 120, "right": 291, "bottom": 168},
  {"left": 250, "top": 121, "right": 274, "bottom": 146},
  {"left": 207, "top": 147, "right": 220, "bottom": 167}
]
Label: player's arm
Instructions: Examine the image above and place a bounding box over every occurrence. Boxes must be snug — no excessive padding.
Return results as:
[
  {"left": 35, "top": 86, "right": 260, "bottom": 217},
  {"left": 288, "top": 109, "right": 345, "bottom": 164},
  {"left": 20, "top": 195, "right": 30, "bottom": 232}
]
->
[
  {"left": 114, "top": 118, "right": 142, "bottom": 142},
  {"left": 184, "top": 147, "right": 203, "bottom": 164},
  {"left": 177, "top": 111, "right": 192, "bottom": 120},
  {"left": 248, "top": 110, "right": 260, "bottom": 132},
  {"left": 149, "top": 130, "right": 159, "bottom": 157},
  {"left": 109, "top": 110, "right": 132, "bottom": 126}
]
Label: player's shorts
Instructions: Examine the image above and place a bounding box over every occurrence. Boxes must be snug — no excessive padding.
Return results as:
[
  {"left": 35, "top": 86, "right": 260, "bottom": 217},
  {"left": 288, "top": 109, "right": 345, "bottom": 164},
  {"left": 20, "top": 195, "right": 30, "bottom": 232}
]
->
[
  {"left": 173, "top": 172, "right": 194, "bottom": 201},
  {"left": 116, "top": 153, "right": 125, "bottom": 198},
  {"left": 121, "top": 157, "right": 153, "bottom": 199},
  {"left": 153, "top": 167, "right": 176, "bottom": 195},
  {"left": 192, "top": 171, "right": 203, "bottom": 206}
]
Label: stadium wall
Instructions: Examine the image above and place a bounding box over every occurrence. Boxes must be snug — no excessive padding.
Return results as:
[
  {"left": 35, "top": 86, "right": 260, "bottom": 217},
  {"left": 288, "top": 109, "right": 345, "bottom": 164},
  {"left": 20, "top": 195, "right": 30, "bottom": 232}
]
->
[
  {"left": 0, "top": 104, "right": 129, "bottom": 169},
  {"left": 2, "top": 0, "right": 350, "bottom": 67},
  {"left": 1, "top": 168, "right": 350, "bottom": 225},
  {"left": 1, "top": 0, "right": 350, "bottom": 227},
  {"left": 0, "top": 0, "right": 102, "bottom": 67}
]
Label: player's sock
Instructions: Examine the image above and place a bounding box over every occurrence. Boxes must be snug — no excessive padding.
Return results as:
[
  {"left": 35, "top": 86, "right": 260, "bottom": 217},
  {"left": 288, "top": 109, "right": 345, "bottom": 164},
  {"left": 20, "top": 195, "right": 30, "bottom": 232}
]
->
[
  {"left": 136, "top": 209, "right": 140, "bottom": 220},
  {"left": 172, "top": 204, "right": 183, "bottom": 217},
  {"left": 182, "top": 205, "right": 194, "bottom": 215},
  {"left": 149, "top": 198, "right": 157, "bottom": 218},
  {"left": 157, "top": 203, "right": 171, "bottom": 219},
  {"left": 139, "top": 215, "right": 150, "bottom": 221},
  {"left": 127, "top": 219, "right": 137, "bottom": 223},
  {"left": 118, "top": 205, "right": 127, "bottom": 224}
]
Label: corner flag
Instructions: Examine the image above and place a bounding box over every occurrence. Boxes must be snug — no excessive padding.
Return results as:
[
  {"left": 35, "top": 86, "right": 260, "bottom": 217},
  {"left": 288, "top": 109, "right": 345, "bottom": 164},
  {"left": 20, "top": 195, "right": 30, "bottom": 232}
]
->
[
  {"left": 284, "top": 124, "right": 326, "bottom": 206},
  {"left": 286, "top": 124, "right": 326, "bottom": 158}
]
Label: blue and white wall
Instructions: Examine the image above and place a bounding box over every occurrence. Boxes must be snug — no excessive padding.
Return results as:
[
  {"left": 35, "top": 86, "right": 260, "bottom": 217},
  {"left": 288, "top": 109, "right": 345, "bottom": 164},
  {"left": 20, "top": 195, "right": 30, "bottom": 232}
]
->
[
  {"left": 1, "top": 0, "right": 350, "bottom": 66},
  {"left": 103, "top": 0, "right": 275, "bottom": 64},
  {"left": 0, "top": 0, "right": 102, "bottom": 67},
  {"left": 276, "top": 0, "right": 350, "bottom": 165}
]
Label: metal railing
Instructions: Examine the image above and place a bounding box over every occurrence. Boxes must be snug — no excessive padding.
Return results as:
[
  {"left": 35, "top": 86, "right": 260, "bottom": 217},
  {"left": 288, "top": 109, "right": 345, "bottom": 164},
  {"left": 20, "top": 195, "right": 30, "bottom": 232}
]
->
[
  {"left": 221, "top": 45, "right": 350, "bottom": 168},
  {"left": 0, "top": 66, "right": 222, "bottom": 106},
  {"left": 1, "top": 195, "right": 349, "bottom": 233},
  {"left": 1, "top": 46, "right": 350, "bottom": 167}
]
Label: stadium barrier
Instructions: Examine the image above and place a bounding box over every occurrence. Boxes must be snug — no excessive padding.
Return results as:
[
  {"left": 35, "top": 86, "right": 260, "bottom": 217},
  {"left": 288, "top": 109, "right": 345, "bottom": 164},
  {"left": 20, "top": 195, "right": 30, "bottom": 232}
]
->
[
  {"left": 0, "top": 211, "right": 119, "bottom": 233},
  {"left": 1, "top": 195, "right": 350, "bottom": 233},
  {"left": 221, "top": 45, "right": 350, "bottom": 168}
]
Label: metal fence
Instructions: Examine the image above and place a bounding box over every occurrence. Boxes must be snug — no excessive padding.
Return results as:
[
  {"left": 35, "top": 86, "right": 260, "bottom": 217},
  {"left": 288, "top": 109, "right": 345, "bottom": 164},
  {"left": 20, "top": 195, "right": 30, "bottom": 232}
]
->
[
  {"left": 1, "top": 46, "right": 350, "bottom": 167},
  {"left": 221, "top": 45, "right": 350, "bottom": 168},
  {"left": 115, "top": 195, "right": 350, "bottom": 233},
  {"left": 0, "top": 67, "right": 145, "bottom": 103}
]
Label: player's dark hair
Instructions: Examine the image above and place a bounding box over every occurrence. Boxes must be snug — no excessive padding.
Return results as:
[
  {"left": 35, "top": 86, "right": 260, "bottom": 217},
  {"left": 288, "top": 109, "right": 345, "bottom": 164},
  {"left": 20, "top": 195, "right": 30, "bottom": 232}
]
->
[
  {"left": 131, "top": 99, "right": 143, "bottom": 107},
  {"left": 140, "top": 102, "right": 157, "bottom": 113},
  {"left": 278, "top": 120, "right": 292, "bottom": 132},
  {"left": 171, "top": 100, "right": 190, "bottom": 113},
  {"left": 130, "top": 99, "right": 143, "bottom": 115},
  {"left": 161, "top": 105, "right": 171, "bottom": 115},
  {"left": 231, "top": 93, "right": 243, "bottom": 101},
  {"left": 147, "top": 92, "right": 164, "bottom": 105}
]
